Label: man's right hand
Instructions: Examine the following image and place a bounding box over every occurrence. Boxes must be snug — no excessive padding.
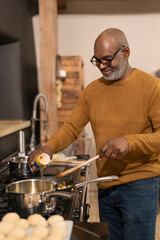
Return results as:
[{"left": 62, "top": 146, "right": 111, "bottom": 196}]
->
[{"left": 27, "top": 146, "right": 54, "bottom": 172}]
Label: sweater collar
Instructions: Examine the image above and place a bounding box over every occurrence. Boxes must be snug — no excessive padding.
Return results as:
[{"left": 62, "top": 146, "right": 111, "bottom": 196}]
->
[{"left": 100, "top": 68, "right": 138, "bottom": 86}]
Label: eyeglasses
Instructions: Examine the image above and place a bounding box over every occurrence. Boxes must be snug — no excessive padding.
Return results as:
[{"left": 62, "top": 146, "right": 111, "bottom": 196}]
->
[{"left": 90, "top": 46, "right": 124, "bottom": 67}]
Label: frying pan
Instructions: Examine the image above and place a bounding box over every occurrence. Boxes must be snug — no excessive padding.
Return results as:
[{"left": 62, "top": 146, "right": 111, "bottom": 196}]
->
[
  {"left": 6, "top": 175, "right": 118, "bottom": 216},
  {"left": 57, "top": 175, "right": 118, "bottom": 190}
]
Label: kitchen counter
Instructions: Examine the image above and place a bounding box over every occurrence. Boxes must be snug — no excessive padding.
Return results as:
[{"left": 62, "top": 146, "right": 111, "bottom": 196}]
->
[
  {"left": 71, "top": 222, "right": 109, "bottom": 240},
  {"left": 0, "top": 120, "right": 31, "bottom": 138}
]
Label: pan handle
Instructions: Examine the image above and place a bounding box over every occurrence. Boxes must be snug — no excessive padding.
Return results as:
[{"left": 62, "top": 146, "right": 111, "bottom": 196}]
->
[
  {"left": 75, "top": 175, "right": 118, "bottom": 188},
  {"left": 47, "top": 191, "right": 72, "bottom": 199}
]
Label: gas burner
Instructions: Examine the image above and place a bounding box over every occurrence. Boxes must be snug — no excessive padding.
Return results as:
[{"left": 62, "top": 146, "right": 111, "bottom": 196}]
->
[{"left": 0, "top": 196, "right": 7, "bottom": 203}]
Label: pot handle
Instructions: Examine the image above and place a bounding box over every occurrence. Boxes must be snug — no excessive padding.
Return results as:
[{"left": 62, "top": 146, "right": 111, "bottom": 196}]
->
[
  {"left": 18, "top": 130, "right": 26, "bottom": 157},
  {"left": 75, "top": 175, "right": 118, "bottom": 188},
  {"left": 47, "top": 191, "right": 72, "bottom": 199}
]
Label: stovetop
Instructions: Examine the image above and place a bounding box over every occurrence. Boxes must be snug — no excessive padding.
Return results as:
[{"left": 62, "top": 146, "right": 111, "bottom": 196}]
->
[{"left": 0, "top": 162, "right": 90, "bottom": 221}]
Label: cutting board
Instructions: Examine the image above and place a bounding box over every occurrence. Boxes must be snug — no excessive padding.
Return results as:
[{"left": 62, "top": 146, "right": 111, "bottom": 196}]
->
[{"left": 49, "top": 159, "right": 86, "bottom": 164}]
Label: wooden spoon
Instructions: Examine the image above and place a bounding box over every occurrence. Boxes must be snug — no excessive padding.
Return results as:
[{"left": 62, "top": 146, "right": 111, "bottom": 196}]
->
[{"left": 56, "top": 155, "right": 99, "bottom": 178}]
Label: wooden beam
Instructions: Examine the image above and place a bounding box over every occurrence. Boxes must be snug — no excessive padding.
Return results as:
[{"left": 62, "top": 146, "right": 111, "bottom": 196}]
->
[
  {"left": 57, "top": 0, "right": 67, "bottom": 9},
  {"left": 38, "top": 0, "right": 58, "bottom": 143}
]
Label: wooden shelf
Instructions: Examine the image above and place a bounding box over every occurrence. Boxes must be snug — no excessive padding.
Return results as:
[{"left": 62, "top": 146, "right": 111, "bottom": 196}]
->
[
  {"left": 0, "top": 120, "right": 31, "bottom": 138},
  {"left": 57, "top": 56, "right": 84, "bottom": 128}
]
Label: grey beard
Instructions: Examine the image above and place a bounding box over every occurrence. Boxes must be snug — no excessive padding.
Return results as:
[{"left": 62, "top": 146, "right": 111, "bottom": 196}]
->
[{"left": 102, "top": 61, "right": 127, "bottom": 81}]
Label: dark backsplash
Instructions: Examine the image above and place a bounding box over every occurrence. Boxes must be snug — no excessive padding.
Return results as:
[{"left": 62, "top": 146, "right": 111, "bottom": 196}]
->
[{"left": 0, "top": 0, "right": 38, "bottom": 161}]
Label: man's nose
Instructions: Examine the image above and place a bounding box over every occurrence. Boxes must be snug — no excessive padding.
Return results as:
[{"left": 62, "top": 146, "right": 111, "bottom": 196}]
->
[{"left": 98, "top": 62, "right": 107, "bottom": 69}]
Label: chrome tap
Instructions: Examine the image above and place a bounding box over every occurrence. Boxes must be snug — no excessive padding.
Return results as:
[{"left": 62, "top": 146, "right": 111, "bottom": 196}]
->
[{"left": 29, "top": 93, "right": 48, "bottom": 153}]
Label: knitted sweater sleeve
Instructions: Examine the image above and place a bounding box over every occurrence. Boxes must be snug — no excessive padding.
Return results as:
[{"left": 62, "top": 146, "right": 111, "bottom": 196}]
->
[
  {"left": 44, "top": 90, "right": 90, "bottom": 153},
  {"left": 125, "top": 81, "right": 160, "bottom": 156}
]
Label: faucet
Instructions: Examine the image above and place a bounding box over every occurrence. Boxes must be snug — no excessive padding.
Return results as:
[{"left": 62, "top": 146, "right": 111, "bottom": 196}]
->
[{"left": 29, "top": 93, "right": 48, "bottom": 153}]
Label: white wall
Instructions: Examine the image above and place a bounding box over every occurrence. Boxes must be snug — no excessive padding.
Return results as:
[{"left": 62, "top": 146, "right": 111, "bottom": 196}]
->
[
  {"left": 32, "top": 1, "right": 160, "bottom": 157},
  {"left": 58, "top": 13, "right": 160, "bottom": 83}
]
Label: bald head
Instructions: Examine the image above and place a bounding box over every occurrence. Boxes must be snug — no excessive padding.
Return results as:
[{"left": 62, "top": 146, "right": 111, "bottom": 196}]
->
[
  {"left": 94, "top": 28, "right": 129, "bottom": 53},
  {"left": 92, "top": 28, "right": 133, "bottom": 82}
]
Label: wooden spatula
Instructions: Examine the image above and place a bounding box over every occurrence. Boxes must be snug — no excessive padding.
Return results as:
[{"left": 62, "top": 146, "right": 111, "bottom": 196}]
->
[{"left": 56, "top": 155, "right": 99, "bottom": 178}]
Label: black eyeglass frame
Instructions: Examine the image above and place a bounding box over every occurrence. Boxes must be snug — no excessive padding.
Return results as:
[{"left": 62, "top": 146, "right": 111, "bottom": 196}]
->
[{"left": 90, "top": 46, "right": 125, "bottom": 67}]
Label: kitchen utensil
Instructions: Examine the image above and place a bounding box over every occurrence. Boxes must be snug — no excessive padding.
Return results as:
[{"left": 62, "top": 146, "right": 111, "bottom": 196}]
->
[
  {"left": 52, "top": 153, "right": 77, "bottom": 161},
  {"left": 56, "top": 155, "right": 99, "bottom": 178},
  {"left": 8, "top": 131, "right": 30, "bottom": 178},
  {"left": 57, "top": 175, "right": 118, "bottom": 191},
  {"left": 18, "top": 130, "right": 26, "bottom": 157},
  {"left": 6, "top": 175, "right": 118, "bottom": 216},
  {"left": 6, "top": 179, "right": 71, "bottom": 216},
  {"left": 49, "top": 159, "right": 85, "bottom": 164},
  {"left": 8, "top": 156, "right": 30, "bottom": 178}
]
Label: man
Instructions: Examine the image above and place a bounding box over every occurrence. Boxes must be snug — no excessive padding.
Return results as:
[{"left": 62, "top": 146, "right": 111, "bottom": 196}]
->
[{"left": 28, "top": 28, "right": 160, "bottom": 240}]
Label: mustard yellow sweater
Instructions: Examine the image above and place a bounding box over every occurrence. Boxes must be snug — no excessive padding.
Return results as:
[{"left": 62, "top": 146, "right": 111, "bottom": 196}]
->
[{"left": 45, "top": 69, "right": 160, "bottom": 188}]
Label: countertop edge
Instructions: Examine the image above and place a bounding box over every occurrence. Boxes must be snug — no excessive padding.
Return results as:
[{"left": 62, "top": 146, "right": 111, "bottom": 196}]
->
[{"left": 0, "top": 120, "right": 31, "bottom": 138}]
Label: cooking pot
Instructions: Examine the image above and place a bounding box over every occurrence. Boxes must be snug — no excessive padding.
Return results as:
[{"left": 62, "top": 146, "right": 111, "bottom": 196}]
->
[
  {"left": 8, "top": 156, "right": 30, "bottom": 179},
  {"left": 8, "top": 130, "right": 31, "bottom": 179},
  {"left": 6, "top": 176, "right": 118, "bottom": 216},
  {"left": 6, "top": 179, "right": 72, "bottom": 216}
]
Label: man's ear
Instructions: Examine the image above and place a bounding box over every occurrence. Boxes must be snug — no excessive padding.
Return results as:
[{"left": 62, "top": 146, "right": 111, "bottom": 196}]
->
[{"left": 123, "top": 47, "right": 130, "bottom": 59}]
